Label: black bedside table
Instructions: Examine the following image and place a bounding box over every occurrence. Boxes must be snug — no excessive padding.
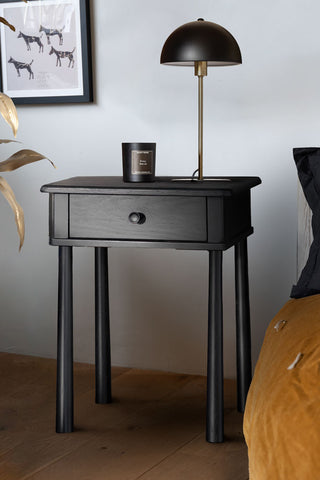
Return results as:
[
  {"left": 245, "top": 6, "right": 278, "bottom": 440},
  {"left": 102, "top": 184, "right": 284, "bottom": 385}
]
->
[{"left": 41, "top": 176, "right": 261, "bottom": 443}]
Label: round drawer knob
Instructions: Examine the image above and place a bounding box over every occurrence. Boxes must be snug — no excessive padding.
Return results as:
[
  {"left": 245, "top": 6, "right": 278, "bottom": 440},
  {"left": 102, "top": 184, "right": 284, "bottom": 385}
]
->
[{"left": 128, "top": 212, "right": 146, "bottom": 224}]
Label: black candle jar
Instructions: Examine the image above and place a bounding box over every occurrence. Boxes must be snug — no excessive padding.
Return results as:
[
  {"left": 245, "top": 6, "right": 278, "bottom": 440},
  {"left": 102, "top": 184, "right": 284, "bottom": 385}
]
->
[{"left": 122, "top": 143, "right": 156, "bottom": 182}]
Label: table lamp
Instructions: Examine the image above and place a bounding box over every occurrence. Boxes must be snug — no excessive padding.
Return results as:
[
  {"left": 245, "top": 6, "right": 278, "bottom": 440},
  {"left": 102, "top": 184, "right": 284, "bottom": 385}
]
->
[{"left": 160, "top": 18, "right": 242, "bottom": 181}]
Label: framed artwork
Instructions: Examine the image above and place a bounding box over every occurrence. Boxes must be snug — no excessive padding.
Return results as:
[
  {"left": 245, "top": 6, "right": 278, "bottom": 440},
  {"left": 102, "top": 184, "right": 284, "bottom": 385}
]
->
[{"left": 0, "top": 0, "right": 93, "bottom": 104}]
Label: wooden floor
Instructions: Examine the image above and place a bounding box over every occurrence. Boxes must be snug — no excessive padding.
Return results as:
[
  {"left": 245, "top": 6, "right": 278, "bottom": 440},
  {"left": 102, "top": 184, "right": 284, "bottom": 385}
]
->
[{"left": 0, "top": 353, "right": 249, "bottom": 480}]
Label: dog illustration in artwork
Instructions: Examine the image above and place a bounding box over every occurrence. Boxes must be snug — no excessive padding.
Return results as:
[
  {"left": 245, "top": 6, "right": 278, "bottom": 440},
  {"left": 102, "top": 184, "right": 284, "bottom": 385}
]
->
[
  {"left": 8, "top": 57, "right": 34, "bottom": 79},
  {"left": 49, "top": 46, "right": 75, "bottom": 68},
  {"left": 17, "top": 31, "right": 44, "bottom": 53},
  {"left": 39, "top": 25, "right": 64, "bottom": 45}
]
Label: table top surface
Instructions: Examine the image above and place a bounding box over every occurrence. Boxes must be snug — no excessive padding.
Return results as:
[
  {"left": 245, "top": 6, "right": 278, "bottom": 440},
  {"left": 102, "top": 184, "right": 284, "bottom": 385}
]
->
[{"left": 41, "top": 176, "right": 261, "bottom": 196}]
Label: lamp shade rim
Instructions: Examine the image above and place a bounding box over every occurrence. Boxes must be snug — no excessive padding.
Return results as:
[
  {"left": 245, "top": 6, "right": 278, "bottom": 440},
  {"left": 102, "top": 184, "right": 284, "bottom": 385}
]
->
[{"left": 161, "top": 60, "right": 242, "bottom": 66}]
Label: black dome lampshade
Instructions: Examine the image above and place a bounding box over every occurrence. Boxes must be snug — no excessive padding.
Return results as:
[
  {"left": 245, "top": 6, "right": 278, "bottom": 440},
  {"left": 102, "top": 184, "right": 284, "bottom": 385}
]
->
[
  {"left": 160, "top": 18, "right": 242, "bottom": 66},
  {"left": 160, "top": 19, "right": 242, "bottom": 180}
]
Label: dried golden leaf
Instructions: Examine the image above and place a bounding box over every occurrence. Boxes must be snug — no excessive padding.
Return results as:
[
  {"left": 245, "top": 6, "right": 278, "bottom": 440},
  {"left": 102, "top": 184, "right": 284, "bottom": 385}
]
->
[
  {"left": 0, "top": 176, "right": 24, "bottom": 251},
  {"left": 0, "top": 93, "right": 18, "bottom": 137},
  {"left": 0, "top": 139, "right": 19, "bottom": 144},
  {"left": 0, "top": 149, "right": 56, "bottom": 172},
  {"left": 0, "top": 16, "right": 15, "bottom": 31}
]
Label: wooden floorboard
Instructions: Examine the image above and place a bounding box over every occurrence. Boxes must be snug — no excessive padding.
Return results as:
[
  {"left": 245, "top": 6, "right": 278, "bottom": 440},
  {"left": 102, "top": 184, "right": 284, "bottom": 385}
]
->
[{"left": 0, "top": 353, "right": 249, "bottom": 480}]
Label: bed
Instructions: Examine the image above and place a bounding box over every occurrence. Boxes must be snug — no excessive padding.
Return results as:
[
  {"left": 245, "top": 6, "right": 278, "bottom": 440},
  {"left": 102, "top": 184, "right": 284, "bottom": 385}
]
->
[{"left": 243, "top": 148, "right": 320, "bottom": 479}]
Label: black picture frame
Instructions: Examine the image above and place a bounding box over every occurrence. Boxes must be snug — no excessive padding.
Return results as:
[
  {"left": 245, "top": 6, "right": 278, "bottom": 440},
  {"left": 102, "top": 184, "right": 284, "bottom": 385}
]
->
[{"left": 0, "top": 0, "right": 93, "bottom": 104}]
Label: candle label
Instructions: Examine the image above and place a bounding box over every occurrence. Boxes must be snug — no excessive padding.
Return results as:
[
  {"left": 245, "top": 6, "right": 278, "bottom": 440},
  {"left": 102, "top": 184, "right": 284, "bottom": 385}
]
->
[{"left": 131, "top": 150, "right": 153, "bottom": 175}]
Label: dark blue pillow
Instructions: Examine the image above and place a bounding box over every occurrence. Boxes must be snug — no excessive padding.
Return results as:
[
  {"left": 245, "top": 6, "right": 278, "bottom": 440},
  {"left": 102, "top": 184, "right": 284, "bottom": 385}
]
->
[{"left": 291, "top": 147, "right": 320, "bottom": 298}]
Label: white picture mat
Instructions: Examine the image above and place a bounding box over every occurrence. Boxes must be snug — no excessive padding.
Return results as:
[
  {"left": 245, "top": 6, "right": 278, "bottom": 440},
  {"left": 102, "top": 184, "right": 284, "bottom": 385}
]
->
[{"left": 0, "top": 0, "right": 83, "bottom": 97}]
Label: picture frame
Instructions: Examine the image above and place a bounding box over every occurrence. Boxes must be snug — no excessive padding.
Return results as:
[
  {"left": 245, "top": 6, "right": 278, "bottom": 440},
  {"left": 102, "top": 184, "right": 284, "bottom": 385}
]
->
[{"left": 0, "top": 0, "right": 93, "bottom": 104}]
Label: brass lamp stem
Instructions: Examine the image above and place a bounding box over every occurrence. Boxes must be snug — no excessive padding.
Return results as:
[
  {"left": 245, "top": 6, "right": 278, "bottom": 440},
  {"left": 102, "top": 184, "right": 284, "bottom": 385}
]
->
[
  {"left": 198, "top": 75, "right": 204, "bottom": 181},
  {"left": 195, "top": 61, "right": 207, "bottom": 181}
]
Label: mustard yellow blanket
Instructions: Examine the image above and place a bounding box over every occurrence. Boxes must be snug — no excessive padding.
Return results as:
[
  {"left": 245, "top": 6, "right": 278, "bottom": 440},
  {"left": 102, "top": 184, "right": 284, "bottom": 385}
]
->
[{"left": 243, "top": 295, "right": 320, "bottom": 479}]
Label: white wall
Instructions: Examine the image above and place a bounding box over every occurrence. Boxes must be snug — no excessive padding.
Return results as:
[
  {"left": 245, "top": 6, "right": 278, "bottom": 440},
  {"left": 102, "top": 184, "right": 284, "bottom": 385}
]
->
[{"left": 0, "top": 0, "right": 318, "bottom": 377}]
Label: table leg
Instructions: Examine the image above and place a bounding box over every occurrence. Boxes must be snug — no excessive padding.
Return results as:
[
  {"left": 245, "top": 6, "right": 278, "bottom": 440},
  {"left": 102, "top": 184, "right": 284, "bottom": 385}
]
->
[
  {"left": 235, "top": 238, "right": 252, "bottom": 413},
  {"left": 207, "top": 250, "right": 224, "bottom": 443},
  {"left": 56, "top": 246, "right": 74, "bottom": 433},
  {"left": 95, "top": 247, "right": 112, "bottom": 404}
]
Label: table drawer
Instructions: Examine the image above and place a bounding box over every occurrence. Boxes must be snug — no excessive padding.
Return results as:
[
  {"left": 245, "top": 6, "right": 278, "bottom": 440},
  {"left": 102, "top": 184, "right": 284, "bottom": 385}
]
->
[{"left": 70, "top": 195, "right": 207, "bottom": 241}]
